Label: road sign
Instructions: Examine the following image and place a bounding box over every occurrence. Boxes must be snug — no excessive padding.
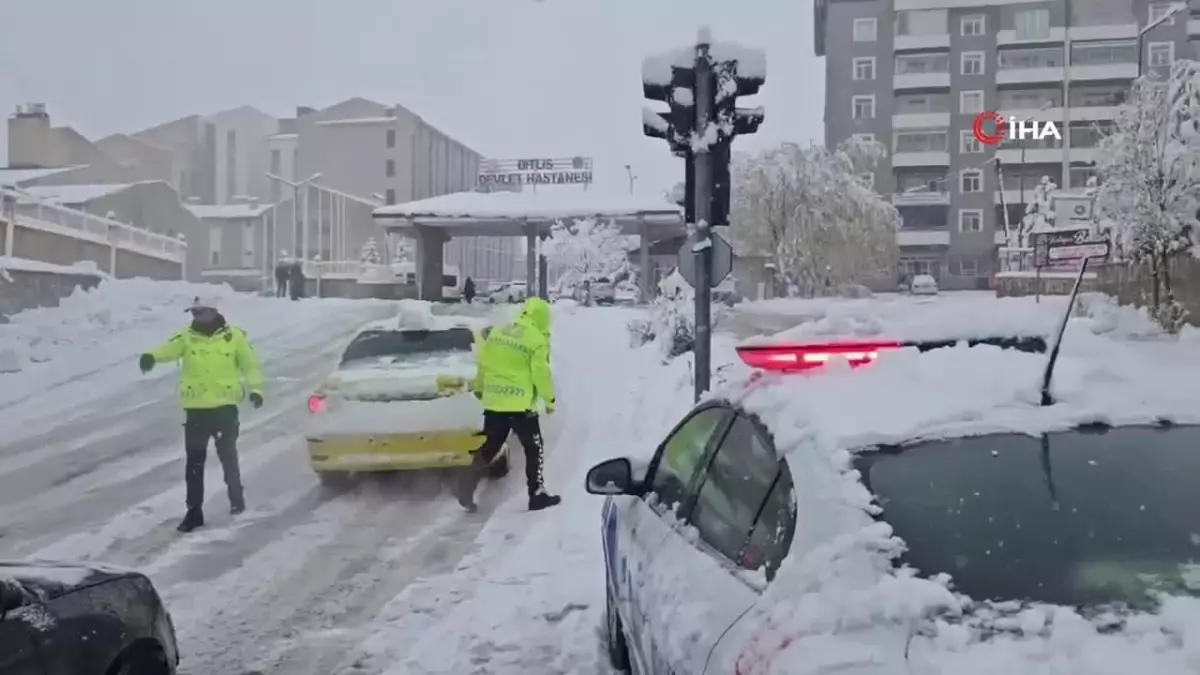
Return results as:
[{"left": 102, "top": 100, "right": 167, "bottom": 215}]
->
[
  {"left": 677, "top": 231, "right": 733, "bottom": 288},
  {"left": 1048, "top": 242, "right": 1110, "bottom": 261},
  {"left": 1033, "top": 228, "right": 1092, "bottom": 268},
  {"left": 1054, "top": 195, "right": 1094, "bottom": 226}
]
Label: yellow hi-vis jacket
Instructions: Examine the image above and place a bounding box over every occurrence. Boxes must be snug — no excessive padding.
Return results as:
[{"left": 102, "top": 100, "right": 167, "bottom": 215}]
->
[{"left": 148, "top": 325, "right": 264, "bottom": 410}]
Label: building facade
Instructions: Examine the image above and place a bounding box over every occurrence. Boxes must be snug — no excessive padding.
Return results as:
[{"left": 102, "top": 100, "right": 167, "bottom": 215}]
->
[{"left": 815, "top": 0, "right": 1200, "bottom": 289}]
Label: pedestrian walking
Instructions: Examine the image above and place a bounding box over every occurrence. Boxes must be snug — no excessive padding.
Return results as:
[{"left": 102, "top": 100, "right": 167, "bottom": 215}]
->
[
  {"left": 274, "top": 251, "right": 291, "bottom": 298},
  {"left": 455, "top": 297, "right": 561, "bottom": 513},
  {"left": 463, "top": 277, "right": 476, "bottom": 304},
  {"left": 139, "top": 297, "right": 264, "bottom": 532},
  {"left": 288, "top": 260, "right": 305, "bottom": 300}
]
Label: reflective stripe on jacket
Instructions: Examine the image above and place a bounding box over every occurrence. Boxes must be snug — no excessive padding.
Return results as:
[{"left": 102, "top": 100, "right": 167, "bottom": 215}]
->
[{"left": 149, "top": 326, "right": 264, "bottom": 410}]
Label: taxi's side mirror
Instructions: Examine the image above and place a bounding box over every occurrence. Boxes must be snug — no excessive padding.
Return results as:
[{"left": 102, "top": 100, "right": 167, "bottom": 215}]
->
[{"left": 585, "top": 458, "right": 638, "bottom": 495}]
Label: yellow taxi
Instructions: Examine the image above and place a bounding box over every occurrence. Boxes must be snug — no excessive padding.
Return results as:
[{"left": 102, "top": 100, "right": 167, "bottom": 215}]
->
[{"left": 304, "top": 307, "right": 508, "bottom": 487}]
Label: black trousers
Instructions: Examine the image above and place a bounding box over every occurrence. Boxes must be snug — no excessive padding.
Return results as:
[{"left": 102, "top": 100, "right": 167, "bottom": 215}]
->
[
  {"left": 183, "top": 405, "right": 243, "bottom": 511},
  {"left": 468, "top": 411, "right": 547, "bottom": 496},
  {"left": 275, "top": 275, "right": 288, "bottom": 297}
]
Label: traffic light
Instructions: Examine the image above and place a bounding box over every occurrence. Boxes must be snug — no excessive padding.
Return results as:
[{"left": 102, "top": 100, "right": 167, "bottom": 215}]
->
[
  {"left": 642, "top": 67, "right": 696, "bottom": 158},
  {"left": 712, "top": 59, "right": 765, "bottom": 143}
]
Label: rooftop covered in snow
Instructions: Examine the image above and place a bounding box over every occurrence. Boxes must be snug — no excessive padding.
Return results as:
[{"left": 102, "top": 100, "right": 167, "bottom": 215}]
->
[
  {"left": 15, "top": 182, "right": 139, "bottom": 205},
  {"left": 372, "top": 187, "right": 685, "bottom": 238},
  {"left": 185, "top": 203, "right": 275, "bottom": 219},
  {"left": 0, "top": 166, "right": 88, "bottom": 187}
]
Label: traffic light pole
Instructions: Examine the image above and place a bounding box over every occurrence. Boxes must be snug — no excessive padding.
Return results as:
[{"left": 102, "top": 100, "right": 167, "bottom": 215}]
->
[{"left": 693, "top": 50, "right": 713, "bottom": 403}]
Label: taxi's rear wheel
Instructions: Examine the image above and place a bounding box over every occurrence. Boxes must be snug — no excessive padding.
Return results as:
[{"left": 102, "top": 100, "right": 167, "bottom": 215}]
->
[
  {"left": 317, "top": 472, "right": 354, "bottom": 491},
  {"left": 605, "top": 574, "right": 632, "bottom": 673}
]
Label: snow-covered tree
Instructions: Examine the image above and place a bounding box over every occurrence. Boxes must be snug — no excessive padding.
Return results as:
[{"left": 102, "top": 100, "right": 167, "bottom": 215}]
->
[
  {"left": 1094, "top": 60, "right": 1200, "bottom": 327},
  {"left": 359, "top": 237, "right": 381, "bottom": 264},
  {"left": 389, "top": 234, "right": 414, "bottom": 264},
  {"left": 1019, "top": 175, "right": 1058, "bottom": 247},
  {"left": 541, "top": 217, "right": 633, "bottom": 291},
  {"left": 730, "top": 139, "right": 898, "bottom": 296}
]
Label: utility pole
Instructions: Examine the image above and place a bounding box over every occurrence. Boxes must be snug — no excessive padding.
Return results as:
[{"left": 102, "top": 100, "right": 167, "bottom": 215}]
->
[
  {"left": 1060, "top": 0, "right": 1073, "bottom": 191},
  {"left": 642, "top": 28, "right": 765, "bottom": 401}
]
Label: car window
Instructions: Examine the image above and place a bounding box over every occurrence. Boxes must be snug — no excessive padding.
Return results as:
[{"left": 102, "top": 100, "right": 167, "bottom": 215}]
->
[
  {"left": 857, "top": 425, "right": 1200, "bottom": 610},
  {"left": 687, "top": 414, "right": 781, "bottom": 564},
  {"left": 742, "top": 466, "right": 796, "bottom": 581},
  {"left": 649, "top": 407, "right": 732, "bottom": 515},
  {"left": 340, "top": 328, "right": 474, "bottom": 365}
]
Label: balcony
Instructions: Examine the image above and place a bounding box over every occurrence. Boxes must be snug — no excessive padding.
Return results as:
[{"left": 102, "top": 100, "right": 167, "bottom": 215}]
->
[
  {"left": 1070, "top": 105, "right": 1119, "bottom": 122},
  {"left": 897, "top": 229, "right": 951, "bottom": 247},
  {"left": 1070, "top": 24, "right": 1138, "bottom": 40},
  {"left": 894, "top": 33, "right": 951, "bottom": 50},
  {"left": 892, "top": 112, "right": 951, "bottom": 129},
  {"left": 892, "top": 151, "right": 951, "bottom": 167},
  {"left": 996, "top": 147, "right": 1063, "bottom": 164},
  {"left": 894, "top": 72, "right": 951, "bottom": 90},
  {"left": 1071, "top": 63, "right": 1138, "bottom": 81},
  {"left": 996, "top": 27, "right": 1066, "bottom": 46},
  {"left": 894, "top": 191, "right": 951, "bottom": 207},
  {"left": 996, "top": 66, "right": 1064, "bottom": 85}
]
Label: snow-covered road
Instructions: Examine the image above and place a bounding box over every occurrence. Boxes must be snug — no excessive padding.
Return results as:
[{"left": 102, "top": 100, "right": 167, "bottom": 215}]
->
[{"left": 0, "top": 284, "right": 541, "bottom": 675}]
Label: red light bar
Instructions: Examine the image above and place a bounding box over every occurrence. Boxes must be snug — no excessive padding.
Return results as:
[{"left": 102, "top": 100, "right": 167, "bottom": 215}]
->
[
  {"left": 735, "top": 341, "right": 903, "bottom": 372},
  {"left": 307, "top": 394, "right": 327, "bottom": 414}
]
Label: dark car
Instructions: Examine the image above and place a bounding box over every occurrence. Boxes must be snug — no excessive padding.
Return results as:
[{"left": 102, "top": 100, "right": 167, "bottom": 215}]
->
[{"left": 0, "top": 560, "right": 179, "bottom": 674}]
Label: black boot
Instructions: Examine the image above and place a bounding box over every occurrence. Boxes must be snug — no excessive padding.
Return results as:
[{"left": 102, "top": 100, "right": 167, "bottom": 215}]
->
[
  {"left": 230, "top": 499, "right": 245, "bottom": 516},
  {"left": 528, "top": 489, "right": 561, "bottom": 511},
  {"left": 454, "top": 476, "right": 479, "bottom": 513},
  {"left": 177, "top": 509, "right": 204, "bottom": 532}
]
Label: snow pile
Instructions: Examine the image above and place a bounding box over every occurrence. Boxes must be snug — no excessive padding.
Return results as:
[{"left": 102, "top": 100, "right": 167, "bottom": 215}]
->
[
  {"left": 341, "top": 306, "right": 696, "bottom": 674},
  {"left": 0, "top": 256, "right": 109, "bottom": 278},
  {"left": 718, "top": 324, "right": 1200, "bottom": 673},
  {"left": 628, "top": 293, "right": 730, "bottom": 359},
  {"left": 739, "top": 292, "right": 1168, "bottom": 345},
  {"left": 0, "top": 277, "right": 390, "bottom": 409}
]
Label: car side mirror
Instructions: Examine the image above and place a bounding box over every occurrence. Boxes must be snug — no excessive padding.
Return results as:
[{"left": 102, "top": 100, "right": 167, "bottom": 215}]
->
[{"left": 585, "top": 457, "right": 637, "bottom": 495}]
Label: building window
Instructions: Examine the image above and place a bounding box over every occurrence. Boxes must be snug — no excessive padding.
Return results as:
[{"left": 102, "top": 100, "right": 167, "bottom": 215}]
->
[
  {"left": 385, "top": 159, "right": 396, "bottom": 177},
  {"left": 1149, "top": 2, "right": 1178, "bottom": 26},
  {"left": 895, "top": 130, "right": 948, "bottom": 153},
  {"left": 961, "top": 15, "right": 985, "bottom": 36},
  {"left": 960, "top": 130, "right": 984, "bottom": 154},
  {"left": 959, "top": 209, "right": 983, "bottom": 232},
  {"left": 1014, "top": 8, "right": 1051, "bottom": 40},
  {"left": 225, "top": 130, "right": 237, "bottom": 201},
  {"left": 209, "top": 223, "right": 222, "bottom": 266},
  {"left": 896, "top": 9, "right": 948, "bottom": 36},
  {"left": 960, "top": 170, "right": 983, "bottom": 193},
  {"left": 955, "top": 256, "right": 979, "bottom": 276},
  {"left": 853, "top": 57, "right": 876, "bottom": 81},
  {"left": 960, "top": 90, "right": 985, "bottom": 114},
  {"left": 1071, "top": 40, "right": 1137, "bottom": 66},
  {"left": 385, "top": 188, "right": 396, "bottom": 205},
  {"left": 853, "top": 17, "right": 877, "bottom": 42},
  {"left": 895, "top": 53, "right": 949, "bottom": 74},
  {"left": 270, "top": 149, "right": 281, "bottom": 175},
  {"left": 386, "top": 129, "right": 396, "bottom": 148},
  {"left": 243, "top": 220, "right": 256, "bottom": 266},
  {"left": 852, "top": 95, "right": 876, "bottom": 119},
  {"left": 998, "top": 46, "right": 1064, "bottom": 69},
  {"left": 1148, "top": 41, "right": 1174, "bottom": 67},
  {"left": 961, "top": 51, "right": 985, "bottom": 75}
]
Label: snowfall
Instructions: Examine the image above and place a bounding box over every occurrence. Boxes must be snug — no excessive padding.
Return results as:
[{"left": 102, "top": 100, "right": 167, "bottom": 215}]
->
[{"left": 5, "top": 279, "right": 1200, "bottom": 674}]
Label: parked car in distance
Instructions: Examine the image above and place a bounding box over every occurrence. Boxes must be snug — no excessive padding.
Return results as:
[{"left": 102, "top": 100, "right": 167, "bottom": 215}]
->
[
  {"left": 591, "top": 277, "right": 616, "bottom": 305},
  {"left": 910, "top": 274, "right": 939, "bottom": 296},
  {"left": 1, "top": 560, "right": 179, "bottom": 674},
  {"left": 488, "top": 281, "right": 527, "bottom": 304}
]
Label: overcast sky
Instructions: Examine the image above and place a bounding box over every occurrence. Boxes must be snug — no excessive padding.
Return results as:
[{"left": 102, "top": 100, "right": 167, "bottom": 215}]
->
[{"left": 0, "top": 0, "right": 824, "bottom": 196}]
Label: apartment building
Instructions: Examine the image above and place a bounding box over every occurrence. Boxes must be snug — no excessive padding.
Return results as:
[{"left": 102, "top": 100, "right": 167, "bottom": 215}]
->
[{"left": 815, "top": 0, "right": 1200, "bottom": 289}]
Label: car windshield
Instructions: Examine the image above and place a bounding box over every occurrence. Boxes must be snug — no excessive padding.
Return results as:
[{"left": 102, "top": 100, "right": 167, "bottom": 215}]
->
[
  {"left": 857, "top": 425, "right": 1200, "bottom": 611},
  {"left": 340, "top": 327, "right": 474, "bottom": 365}
]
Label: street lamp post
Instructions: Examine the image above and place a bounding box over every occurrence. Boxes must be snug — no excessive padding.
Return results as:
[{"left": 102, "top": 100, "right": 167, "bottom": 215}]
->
[
  {"left": 624, "top": 165, "right": 636, "bottom": 194},
  {"left": 1137, "top": 3, "right": 1186, "bottom": 77},
  {"left": 266, "top": 172, "right": 322, "bottom": 262}
]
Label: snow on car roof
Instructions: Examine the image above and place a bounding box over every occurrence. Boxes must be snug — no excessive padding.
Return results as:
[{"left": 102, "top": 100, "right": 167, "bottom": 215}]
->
[
  {"left": 739, "top": 294, "right": 1066, "bottom": 345},
  {"left": 355, "top": 313, "right": 487, "bottom": 334},
  {"left": 715, "top": 296, "right": 1200, "bottom": 673}
]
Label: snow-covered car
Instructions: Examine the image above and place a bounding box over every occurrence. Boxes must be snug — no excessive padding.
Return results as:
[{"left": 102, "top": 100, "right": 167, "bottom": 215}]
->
[
  {"left": 488, "top": 281, "right": 527, "bottom": 304},
  {"left": 910, "top": 273, "right": 939, "bottom": 295},
  {"left": 591, "top": 277, "right": 617, "bottom": 305},
  {"left": 304, "top": 310, "right": 508, "bottom": 487},
  {"left": 585, "top": 275, "right": 1200, "bottom": 674},
  {"left": 1, "top": 560, "right": 179, "bottom": 674}
]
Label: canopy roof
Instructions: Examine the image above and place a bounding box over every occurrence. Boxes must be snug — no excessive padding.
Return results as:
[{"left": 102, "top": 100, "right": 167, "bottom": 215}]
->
[{"left": 372, "top": 188, "right": 685, "bottom": 238}]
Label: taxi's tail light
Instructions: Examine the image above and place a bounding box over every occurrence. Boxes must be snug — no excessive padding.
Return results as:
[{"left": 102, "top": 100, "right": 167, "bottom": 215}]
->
[
  {"left": 307, "top": 394, "right": 327, "bottom": 414},
  {"left": 735, "top": 341, "right": 903, "bottom": 372}
]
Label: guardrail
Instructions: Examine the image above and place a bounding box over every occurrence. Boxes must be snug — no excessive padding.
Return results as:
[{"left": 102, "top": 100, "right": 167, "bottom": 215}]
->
[{"left": 2, "top": 187, "right": 186, "bottom": 263}]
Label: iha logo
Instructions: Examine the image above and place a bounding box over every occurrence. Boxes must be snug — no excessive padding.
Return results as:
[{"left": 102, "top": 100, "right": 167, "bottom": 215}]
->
[{"left": 973, "top": 111, "right": 1062, "bottom": 146}]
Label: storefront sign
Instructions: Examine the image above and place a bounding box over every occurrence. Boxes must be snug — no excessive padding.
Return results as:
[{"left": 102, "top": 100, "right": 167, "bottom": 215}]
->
[{"left": 477, "top": 157, "right": 594, "bottom": 187}]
